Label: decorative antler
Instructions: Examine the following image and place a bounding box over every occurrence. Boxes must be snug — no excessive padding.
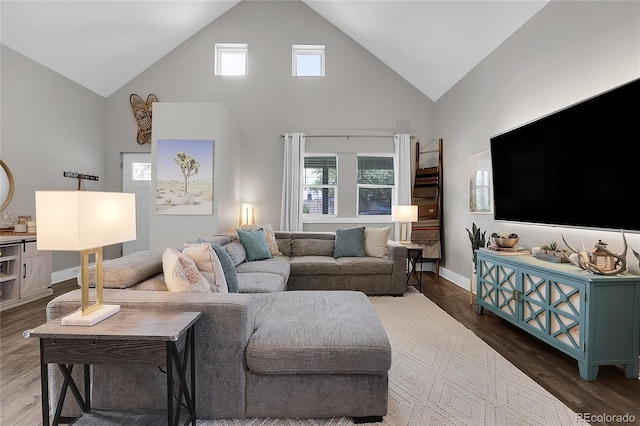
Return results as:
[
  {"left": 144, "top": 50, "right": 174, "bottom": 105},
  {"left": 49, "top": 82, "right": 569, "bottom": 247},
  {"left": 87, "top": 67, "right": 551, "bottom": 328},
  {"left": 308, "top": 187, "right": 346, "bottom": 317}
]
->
[
  {"left": 561, "top": 231, "right": 628, "bottom": 275},
  {"left": 561, "top": 234, "right": 589, "bottom": 268}
]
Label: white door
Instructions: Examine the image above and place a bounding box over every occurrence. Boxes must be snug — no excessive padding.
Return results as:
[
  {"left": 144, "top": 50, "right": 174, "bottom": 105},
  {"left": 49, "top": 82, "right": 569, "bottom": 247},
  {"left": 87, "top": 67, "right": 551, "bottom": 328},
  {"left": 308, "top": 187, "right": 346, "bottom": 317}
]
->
[{"left": 122, "top": 153, "right": 151, "bottom": 255}]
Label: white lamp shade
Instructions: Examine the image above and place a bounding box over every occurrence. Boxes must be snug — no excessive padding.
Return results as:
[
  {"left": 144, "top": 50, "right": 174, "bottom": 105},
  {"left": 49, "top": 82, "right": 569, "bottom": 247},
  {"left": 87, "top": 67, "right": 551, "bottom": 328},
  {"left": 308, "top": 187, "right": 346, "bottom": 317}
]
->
[
  {"left": 35, "top": 191, "right": 136, "bottom": 251},
  {"left": 391, "top": 205, "right": 418, "bottom": 222}
]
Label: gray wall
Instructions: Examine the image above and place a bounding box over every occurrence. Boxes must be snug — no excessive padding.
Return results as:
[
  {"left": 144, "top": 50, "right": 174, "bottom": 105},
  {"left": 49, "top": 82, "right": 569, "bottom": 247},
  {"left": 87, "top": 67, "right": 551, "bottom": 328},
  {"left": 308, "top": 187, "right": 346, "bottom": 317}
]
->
[
  {"left": 0, "top": 44, "right": 106, "bottom": 274},
  {"left": 103, "top": 0, "right": 434, "bottom": 230},
  {"left": 3, "top": 1, "right": 638, "bottom": 285},
  {"left": 435, "top": 0, "right": 640, "bottom": 287},
  {"left": 150, "top": 102, "right": 240, "bottom": 248}
]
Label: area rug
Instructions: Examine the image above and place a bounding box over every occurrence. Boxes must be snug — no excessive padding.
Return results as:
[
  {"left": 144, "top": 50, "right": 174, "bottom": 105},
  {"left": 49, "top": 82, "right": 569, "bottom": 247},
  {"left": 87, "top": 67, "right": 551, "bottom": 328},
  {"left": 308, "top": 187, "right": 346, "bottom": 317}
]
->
[{"left": 199, "top": 288, "right": 586, "bottom": 426}]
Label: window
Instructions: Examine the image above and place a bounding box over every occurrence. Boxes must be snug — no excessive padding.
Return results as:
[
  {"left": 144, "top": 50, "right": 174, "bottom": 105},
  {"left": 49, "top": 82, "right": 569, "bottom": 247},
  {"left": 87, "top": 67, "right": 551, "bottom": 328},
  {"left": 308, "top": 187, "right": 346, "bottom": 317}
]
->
[
  {"left": 132, "top": 162, "right": 151, "bottom": 181},
  {"left": 215, "top": 43, "right": 247, "bottom": 76},
  {"left": 303, "top": 155, "right": 336, "bottom": 215},
  {"left": 357, "top": 156, "right": 394, "bottom": 216},
  {"left": 292, "top": 45, "right": 325, "bottom": 77}
]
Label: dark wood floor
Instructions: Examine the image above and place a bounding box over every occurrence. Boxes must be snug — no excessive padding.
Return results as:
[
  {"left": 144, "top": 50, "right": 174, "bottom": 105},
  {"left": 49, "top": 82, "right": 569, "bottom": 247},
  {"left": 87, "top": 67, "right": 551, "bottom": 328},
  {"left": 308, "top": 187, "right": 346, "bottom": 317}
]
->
[
  {"left": 419, "top": 272, "right": 640, "bottom": 426},
  {"left": 1, "top": 275, "right": 638, "bottom": 425}
]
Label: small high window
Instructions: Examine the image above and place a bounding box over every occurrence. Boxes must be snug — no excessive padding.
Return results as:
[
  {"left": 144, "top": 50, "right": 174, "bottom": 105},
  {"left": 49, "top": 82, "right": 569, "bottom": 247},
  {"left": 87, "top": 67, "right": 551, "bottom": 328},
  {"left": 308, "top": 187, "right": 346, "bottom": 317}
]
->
[
  {"left": 292, "top": 45, "right": 325, "bottom": 77},
  {"left": 215, "top": 43, "right": 248, "bottom": 76}
]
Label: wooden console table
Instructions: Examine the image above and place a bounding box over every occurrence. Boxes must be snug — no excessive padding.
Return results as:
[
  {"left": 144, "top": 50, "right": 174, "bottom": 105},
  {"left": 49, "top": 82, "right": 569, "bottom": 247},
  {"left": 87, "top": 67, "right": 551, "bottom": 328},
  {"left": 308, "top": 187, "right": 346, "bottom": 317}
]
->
[
  {"left": 25, "top": 309, "right": 201, "bottom": 426},
  {"left": 476, "top": 250, "right": 640, "bottom": 381}
]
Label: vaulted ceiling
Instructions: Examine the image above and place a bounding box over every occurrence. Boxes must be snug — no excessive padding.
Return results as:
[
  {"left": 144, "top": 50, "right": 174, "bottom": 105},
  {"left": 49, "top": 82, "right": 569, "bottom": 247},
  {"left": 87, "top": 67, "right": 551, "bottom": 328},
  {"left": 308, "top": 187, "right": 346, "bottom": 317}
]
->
[{"left": 1, "top": 0, "right": 549, "bottom": 100}]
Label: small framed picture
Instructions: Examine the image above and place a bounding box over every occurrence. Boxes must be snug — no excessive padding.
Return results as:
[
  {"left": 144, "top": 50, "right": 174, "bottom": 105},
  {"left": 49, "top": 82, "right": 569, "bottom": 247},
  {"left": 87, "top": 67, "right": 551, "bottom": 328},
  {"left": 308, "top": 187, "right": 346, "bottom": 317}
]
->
[{"left": 468, "top": 150, "right": 493, "bottom": 214}]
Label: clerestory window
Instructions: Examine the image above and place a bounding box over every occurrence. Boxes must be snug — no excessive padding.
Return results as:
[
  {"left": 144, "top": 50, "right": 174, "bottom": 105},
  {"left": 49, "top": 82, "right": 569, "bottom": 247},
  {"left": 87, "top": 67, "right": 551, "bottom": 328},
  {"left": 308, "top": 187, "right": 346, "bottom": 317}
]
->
[
  {"left": 292, "top": 45, "right": 325, "bottom": 77},
  {"left": 215, "top": 43, "right": 248, "bottom": 76}
]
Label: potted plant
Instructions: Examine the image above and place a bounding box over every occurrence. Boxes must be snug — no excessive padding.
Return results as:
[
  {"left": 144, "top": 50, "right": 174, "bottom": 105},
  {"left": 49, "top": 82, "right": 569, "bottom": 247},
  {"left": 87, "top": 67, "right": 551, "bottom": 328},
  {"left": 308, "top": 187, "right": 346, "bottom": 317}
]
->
[
  {"left": 466, "top": 222, "right": 487, "bottom": 273},
  {"left": 537, "top": 241, "right": 568, "bottom": 263},
  {"left": 465, "top": 223, "right": 487, "bottom": 304}
]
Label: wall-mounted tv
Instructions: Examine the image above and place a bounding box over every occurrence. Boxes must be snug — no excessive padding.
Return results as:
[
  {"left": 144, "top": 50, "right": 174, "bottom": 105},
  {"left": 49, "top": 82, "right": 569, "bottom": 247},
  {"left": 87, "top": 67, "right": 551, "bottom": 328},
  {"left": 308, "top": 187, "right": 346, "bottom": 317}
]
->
[{"left": 490, "top": 78, "right": 640, "bottom": 232}]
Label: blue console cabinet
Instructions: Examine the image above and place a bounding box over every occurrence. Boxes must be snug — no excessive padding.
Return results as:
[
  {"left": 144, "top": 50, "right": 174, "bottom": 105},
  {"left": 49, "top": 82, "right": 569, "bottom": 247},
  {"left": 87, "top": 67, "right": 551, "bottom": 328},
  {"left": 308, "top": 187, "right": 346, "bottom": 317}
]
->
[{"left": 476, "top": 250, "right": 640, "bottom": 381}]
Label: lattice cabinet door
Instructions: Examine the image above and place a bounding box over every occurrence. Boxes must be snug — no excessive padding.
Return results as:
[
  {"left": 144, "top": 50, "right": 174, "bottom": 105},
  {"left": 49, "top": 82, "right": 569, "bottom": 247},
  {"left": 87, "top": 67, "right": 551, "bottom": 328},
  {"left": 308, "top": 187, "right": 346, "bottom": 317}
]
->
[
  {"left": 519, "top": 268, "right": 584, "bottom": 358},
  {"left": 477, "top": 256, "right": 518, "bottom": 323},
  {"left": 476, "top": 250, "right": 640, "bottom": 381}
]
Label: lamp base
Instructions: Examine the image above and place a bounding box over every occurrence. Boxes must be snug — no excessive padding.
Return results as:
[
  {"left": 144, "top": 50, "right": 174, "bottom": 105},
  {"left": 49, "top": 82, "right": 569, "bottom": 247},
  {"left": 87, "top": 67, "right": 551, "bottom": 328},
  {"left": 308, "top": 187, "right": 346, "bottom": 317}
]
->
[{"left": 61, "top": 304, "right": 120, "bottom": 326}]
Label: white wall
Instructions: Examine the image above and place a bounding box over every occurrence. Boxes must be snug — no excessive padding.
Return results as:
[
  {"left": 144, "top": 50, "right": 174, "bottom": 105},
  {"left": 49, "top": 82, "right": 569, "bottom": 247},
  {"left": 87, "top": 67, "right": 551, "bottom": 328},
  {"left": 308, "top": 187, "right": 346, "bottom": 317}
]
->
[
  {"left": 151, "top": 103, "right": 239, "bottom": 248},
  {"left": 0, "top": 45, "right": 106, "bottom": 273},
  {"left": 435, "top": 0, "right": 640, "bottom": 287}
]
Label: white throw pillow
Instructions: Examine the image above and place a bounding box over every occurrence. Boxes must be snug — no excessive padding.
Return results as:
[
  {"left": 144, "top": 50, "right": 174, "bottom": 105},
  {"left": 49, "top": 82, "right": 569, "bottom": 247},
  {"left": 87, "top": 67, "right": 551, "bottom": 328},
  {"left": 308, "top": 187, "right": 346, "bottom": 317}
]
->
[
  {"left": 183, "top": 243, "right": 228, "bottom": 293},
  {"left": 364, "top": 226, "right": 392, "bottom": 257},
  {"left": 162, "top": 248, "right": 211, "bottom": 293}
]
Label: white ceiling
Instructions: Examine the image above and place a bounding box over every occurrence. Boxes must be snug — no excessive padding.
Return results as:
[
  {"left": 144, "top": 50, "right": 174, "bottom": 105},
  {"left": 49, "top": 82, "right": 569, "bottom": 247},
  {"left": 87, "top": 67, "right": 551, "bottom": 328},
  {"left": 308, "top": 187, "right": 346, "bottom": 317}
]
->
[{"left": 0, "top": 0, "right": 549, "bottom": 100}]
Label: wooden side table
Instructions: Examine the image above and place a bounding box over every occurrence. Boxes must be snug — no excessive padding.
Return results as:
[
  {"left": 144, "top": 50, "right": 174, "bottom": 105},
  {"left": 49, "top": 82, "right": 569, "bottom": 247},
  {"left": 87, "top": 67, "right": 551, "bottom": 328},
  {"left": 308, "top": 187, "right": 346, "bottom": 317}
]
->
[
  {"left": 24, "top": 309, "right": 201, "bottom": 426},
  {"left": 405, "top": 244, "right": 423, "bottom": 292}
]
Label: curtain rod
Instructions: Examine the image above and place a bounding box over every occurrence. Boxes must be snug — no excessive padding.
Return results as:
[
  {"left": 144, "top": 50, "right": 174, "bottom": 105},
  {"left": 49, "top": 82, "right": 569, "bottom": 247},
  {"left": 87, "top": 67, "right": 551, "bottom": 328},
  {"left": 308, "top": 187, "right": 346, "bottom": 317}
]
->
[{"left": 279, "top": 134, "right": 415, "bottom": 140}]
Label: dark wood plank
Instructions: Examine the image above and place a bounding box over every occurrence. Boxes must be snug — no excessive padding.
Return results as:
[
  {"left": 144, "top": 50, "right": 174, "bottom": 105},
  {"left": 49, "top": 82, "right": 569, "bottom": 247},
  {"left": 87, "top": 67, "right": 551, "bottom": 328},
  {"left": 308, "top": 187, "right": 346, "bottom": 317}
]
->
[
  {"left": 2, "top": 277, "right": 639, "bottom": 426},
  {"left": 420, "top": 271, "right": 640, "bottom": 426}
]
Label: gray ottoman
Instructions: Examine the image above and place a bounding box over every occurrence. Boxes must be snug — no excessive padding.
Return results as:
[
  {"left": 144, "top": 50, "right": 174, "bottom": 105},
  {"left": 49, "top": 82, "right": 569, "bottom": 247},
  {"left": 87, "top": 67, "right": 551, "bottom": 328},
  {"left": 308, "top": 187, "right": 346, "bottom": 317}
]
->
[{"left": 244, "top": 291, "right": 392, "bottom": 421}]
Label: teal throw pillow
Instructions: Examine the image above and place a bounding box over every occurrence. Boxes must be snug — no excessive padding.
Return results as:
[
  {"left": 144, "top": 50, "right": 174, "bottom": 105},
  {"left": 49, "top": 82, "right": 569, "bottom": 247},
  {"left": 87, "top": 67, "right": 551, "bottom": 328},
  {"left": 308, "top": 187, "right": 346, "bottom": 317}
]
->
[
  {"left": 333, "top": 226, "right": 366, "bottom": 258},
  {"left": 197, "top": 238, "right": 239, "bottom": 293},
  {"left": 236, "top": 229, "right": 273, "bottom": 262}
]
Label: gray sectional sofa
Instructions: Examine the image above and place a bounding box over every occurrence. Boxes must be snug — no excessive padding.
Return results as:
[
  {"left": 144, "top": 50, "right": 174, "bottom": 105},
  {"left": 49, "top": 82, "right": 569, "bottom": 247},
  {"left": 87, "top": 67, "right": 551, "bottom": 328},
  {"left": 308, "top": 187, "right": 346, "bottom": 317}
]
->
[
  {"left": 46, "top": 289, "right": 392, "bottom": 421},
  {"left": 274, "top": 231, "right": 407, "bottom": 295},
  {"left": 98, "top": 230, "right": 408, "bottom": 296},
  {"left": 44, "top": 229, "right": 407, "bottom": 422}
]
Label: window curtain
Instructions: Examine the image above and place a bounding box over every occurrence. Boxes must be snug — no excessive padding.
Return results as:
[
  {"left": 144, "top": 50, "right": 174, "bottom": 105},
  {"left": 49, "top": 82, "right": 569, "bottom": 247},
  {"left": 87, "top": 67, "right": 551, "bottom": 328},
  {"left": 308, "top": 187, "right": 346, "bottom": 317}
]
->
[
  {"left": 394, "top": 133, "right": 412, "bottom": 240},
  {"left": 394, "top": 133, "right": 412, "bottom": 205},
  {"left": 280, "top": 133, "right": 306, "bottom": 231}
]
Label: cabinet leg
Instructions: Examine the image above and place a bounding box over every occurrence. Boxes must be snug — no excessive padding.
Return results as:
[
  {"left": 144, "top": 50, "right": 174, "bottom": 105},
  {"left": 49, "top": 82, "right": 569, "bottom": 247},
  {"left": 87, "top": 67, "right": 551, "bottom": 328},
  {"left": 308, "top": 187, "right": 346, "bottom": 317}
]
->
[
  {"left": 578, "top": 361, "right": 598, "bottom": 381},
  {"left": 623, "top": 362, "right": 639, "bottom": 379}
]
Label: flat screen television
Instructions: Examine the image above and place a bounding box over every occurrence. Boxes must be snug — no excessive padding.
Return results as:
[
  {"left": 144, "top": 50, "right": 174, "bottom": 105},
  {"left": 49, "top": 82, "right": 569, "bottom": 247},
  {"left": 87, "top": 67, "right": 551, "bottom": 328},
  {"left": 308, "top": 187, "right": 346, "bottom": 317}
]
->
[{"left": 490, "top": 78, "right": 640, "bottom": 232}]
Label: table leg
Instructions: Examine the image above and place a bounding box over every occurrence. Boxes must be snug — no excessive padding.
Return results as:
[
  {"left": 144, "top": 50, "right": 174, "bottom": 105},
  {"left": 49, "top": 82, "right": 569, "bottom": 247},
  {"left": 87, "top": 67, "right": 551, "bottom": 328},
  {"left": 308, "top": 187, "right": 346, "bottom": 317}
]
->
[
  {"left": 190, "top": 327, "right": 196, "bottom": 426},
  {"left": 40, "top": 340, "right": 50, "bottom": 426},
  {"left": 84, "top": 364, "right": 90, "bottom": 411},
  {"left": 166, "top": 341, "right": 173, "bottom": 426},
  {"left": 406, "top": 250, "right": 423, "bottom": 291},
  {"left": 170, "top": 329, "right": 196, "bottom": 425}
]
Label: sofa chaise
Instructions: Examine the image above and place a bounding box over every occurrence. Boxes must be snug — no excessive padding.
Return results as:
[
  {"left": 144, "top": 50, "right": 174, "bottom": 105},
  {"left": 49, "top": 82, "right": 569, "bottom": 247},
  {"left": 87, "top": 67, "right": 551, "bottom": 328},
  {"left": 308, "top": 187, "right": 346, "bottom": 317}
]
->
[{"left": 45, "top": 289, "right": 392, "bottom": 421}]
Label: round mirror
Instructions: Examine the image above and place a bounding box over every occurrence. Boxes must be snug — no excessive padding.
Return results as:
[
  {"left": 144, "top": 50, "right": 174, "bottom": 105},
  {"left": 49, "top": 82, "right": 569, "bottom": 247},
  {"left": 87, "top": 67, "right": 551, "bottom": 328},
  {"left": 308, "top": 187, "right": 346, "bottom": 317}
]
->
[{"left": 0, "top": 160, "right": 15, "bottom": 211}]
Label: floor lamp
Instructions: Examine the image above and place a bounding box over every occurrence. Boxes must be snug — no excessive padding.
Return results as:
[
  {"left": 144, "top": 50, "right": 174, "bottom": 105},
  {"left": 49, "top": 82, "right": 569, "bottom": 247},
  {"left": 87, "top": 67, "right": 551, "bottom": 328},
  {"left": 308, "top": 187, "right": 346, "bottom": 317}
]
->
[{"left": 36, "top": 191, "right": 136, "bottom": 326}]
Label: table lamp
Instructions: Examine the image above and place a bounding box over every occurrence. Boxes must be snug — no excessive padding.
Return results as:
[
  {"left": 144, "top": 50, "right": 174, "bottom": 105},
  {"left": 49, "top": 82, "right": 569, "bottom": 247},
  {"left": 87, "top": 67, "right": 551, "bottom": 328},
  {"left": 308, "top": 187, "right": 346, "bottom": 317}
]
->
[
  {"left": 35, "top": 191, "right": 136, "bottom": 326},
  {"left": 391, "top": 205, "right": 418, "bottom": 243},
  {"left": 241, "top": 203, "right": 254, "bottom": 226}
]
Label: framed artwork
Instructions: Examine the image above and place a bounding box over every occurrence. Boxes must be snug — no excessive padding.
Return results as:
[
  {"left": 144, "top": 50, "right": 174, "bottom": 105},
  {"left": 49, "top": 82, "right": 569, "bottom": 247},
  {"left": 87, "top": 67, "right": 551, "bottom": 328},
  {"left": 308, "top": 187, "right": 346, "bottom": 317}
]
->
[
  {"left": 156, "top": 139, "right": 214, "bottom": 215},
  {"left": 468, "top": 150, "right": 493, "bottom": 214}
]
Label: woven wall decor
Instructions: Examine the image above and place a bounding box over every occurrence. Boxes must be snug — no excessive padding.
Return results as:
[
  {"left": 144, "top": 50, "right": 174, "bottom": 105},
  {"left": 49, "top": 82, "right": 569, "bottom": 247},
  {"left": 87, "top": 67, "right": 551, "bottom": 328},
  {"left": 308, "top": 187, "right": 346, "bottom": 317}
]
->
[{"left": 130, "top": 93, "right": 158, "bottom": 144}]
